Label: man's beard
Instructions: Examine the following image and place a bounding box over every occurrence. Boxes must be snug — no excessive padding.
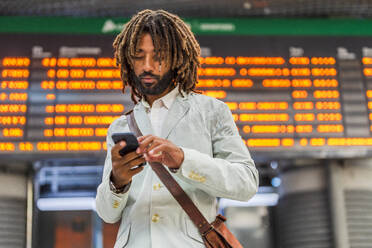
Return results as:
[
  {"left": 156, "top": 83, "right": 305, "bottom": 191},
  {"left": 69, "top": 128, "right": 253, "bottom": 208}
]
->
[{"left": 130, "top": 70, "right": 175, "bottom": 96}]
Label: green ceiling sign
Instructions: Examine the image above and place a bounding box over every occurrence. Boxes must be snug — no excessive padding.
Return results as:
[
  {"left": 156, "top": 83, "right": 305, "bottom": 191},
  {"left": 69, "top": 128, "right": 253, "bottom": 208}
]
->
[{"left": 2, "top": 16, "right": 372, "bottom": 36}]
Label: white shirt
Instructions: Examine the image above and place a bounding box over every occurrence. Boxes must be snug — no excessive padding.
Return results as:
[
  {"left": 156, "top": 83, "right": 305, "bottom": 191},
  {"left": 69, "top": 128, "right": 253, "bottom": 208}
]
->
[{"left": 141, "top": 86, "right": 180, "bottom": 136}]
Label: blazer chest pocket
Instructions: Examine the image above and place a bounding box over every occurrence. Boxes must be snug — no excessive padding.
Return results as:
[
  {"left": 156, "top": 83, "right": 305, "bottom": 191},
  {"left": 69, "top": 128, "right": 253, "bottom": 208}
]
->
[{"left": 114, "top": 223, "right": 131, "bottom": 248}]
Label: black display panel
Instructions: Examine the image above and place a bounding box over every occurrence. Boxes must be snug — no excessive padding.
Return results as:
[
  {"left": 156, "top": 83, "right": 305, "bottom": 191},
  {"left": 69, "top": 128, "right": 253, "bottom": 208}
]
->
[{"left": 1, "top": 33, "right": 372, "bottom": 161}]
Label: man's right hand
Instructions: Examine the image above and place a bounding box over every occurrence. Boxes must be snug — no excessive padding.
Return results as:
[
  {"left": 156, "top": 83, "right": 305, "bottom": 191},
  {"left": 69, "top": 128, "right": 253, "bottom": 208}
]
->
[{"left": 110, "top": 141, "right": 146, "bottom": 188}]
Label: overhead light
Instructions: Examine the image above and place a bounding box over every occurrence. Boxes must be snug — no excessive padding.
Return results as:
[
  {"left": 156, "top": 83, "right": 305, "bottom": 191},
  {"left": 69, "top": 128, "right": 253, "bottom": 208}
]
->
[
  {"left": 271, "top": 177, "right": 282, "bottom": 187},
  {"left": 243, "top": 2, "right": 252, "bottom": 10},
  {"left": 264, "top": 7, "right": 272, "bottom": 15},
  {"left": 219, "top": 193, "right": 279, "bottom": 209},
  {"left": 37, "top": 197, "right": 96, "bottom": 211}
]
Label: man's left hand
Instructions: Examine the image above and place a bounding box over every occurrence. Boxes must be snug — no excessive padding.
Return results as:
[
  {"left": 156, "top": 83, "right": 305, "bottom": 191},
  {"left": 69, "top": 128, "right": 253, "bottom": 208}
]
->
[{"left": 136, "top": 135, "right": 184, "bottom": 169}]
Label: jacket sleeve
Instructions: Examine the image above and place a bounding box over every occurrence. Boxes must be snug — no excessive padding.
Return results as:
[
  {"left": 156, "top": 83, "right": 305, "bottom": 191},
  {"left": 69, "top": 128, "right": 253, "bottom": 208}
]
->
[
  {"left": 95, "top": 119, "right": 130, "bottom": 223},
  {"left": 175, "top": 103, "right": 259, "bottom": 201}
]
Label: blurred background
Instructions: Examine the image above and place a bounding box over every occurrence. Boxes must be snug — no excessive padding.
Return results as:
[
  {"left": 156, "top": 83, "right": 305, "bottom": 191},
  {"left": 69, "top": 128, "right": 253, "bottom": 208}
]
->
[{"left": 2, "top": 1, "right": 372, "bottom": 247}]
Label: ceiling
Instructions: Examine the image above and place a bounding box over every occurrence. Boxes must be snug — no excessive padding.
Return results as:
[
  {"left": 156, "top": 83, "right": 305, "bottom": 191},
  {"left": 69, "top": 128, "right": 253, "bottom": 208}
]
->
[{"left": 0, "top": 0, "right": 372, "bottom": 17}]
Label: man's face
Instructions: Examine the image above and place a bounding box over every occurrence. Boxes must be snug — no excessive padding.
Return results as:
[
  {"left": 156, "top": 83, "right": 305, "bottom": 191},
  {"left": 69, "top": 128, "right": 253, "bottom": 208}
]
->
[{"left": 131, "top": 33, "right": 173, "bottom": 96}]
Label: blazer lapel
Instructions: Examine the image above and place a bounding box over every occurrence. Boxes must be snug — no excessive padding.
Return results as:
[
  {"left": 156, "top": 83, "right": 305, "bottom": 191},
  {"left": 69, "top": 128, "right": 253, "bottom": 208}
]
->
[
  {"left": 133, "top": 103, "right": 154, "bottom": 136},
  {"left": 161, "top": 94, "right": 190, "bottom": 139}
]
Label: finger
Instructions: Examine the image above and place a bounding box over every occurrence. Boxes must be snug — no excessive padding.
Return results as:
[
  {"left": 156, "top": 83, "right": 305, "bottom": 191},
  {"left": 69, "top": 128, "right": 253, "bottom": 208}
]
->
[
  {"left": 146, "top": 139, "right": 163, "bottom": 154},
  {"left": 120, "top": 151, "right": 144, "bottom": 164},
  {"left": 149, "top": 144, "right": 168, "bottom": 157},
  {"left": 112, "top": 151, "right": 143, "bottom": 170},
  {"left": 111, "top": 141, "right": 127, "bottom": 158},
  {"left": 113, "top": 156, "right": 145, "bottom": 176},
  {"left": 137, "top": 135, "right": 156, "bottom": 153},
  {"left": 137, "top": 135, "right": 150, "bottom": 142},
  {"left": 144, "top": 150, "right": 164, "bottom": 163},
  {"left": 126, "top": 156, "right": 146, "bottom": 169},
  {"left": 127, "top": 164, "right": 145, "bottom": 176}
]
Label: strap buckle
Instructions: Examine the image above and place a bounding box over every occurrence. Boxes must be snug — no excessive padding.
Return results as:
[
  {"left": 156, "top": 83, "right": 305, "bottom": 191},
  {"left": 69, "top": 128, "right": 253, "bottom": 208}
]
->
[{"left": 202, "top": 225, "right": 215, "bottom": 237}]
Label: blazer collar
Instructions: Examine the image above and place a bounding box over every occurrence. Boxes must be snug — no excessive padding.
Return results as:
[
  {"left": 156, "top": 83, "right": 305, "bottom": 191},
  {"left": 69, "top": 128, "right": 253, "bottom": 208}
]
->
[
  {"left": 133, "top": 103, "right": 153, "bottom": 136},
  {"left": 160, "top": 92, "right": 190, "bottom": 139},
  {"left": 132, "top": 91, "right": 190, "bottom": 139}
]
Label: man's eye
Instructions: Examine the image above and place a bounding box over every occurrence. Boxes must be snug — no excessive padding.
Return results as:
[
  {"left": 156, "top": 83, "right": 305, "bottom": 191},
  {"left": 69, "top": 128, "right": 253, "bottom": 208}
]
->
[{"left": 132, "top": 56, "right": 143, "bottom": 60}]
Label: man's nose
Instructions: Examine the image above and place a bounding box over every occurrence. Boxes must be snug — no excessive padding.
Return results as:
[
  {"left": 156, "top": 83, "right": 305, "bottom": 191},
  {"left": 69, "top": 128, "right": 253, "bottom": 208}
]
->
[{"left": 143, "top": 55, "right": 154, "bottom": 71}]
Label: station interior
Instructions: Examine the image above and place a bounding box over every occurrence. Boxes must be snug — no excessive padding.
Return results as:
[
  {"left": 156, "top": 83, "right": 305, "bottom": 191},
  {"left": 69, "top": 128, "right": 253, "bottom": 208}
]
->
[{"left": 1, "top": 1, "right": 372, "bottom": 247}]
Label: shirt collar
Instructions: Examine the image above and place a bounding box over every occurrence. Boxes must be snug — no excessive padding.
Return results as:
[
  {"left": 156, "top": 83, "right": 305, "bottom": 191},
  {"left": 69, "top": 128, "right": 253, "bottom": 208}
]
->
[{"left": 141, "top": 85, "right": 179, "bottom": 110}]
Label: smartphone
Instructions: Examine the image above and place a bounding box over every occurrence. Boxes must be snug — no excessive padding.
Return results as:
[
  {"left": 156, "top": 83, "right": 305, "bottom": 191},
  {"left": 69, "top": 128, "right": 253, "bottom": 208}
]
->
[{"left": 111, "top": 132, "right": 139, "bottom": 157}]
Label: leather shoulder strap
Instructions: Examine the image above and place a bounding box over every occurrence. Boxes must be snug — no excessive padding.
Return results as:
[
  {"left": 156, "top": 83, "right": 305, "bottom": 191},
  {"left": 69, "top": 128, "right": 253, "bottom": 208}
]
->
[{"left": 126, "top": 111, "right": 213, "bottom": 235}]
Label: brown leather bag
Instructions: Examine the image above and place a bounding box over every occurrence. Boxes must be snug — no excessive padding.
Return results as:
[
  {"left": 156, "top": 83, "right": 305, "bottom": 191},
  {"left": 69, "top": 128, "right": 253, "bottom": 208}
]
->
[
  {"left": 126, "top": 111, "right": 244, "bottom": 248},
  {"left": 202, "top": 214, "right": 243, "bottom": 248}
]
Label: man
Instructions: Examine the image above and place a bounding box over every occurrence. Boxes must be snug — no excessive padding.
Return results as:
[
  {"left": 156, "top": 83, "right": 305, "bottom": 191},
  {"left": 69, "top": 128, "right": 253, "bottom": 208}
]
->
[{"left": 96, "top": 9, "right": 259, "bottom": 248}]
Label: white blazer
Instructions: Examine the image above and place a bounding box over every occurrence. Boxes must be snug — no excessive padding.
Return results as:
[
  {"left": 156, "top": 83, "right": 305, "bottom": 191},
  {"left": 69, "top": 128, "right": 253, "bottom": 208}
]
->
[{"left": 95, "top": 92, "right": 259, "bottom": 248}]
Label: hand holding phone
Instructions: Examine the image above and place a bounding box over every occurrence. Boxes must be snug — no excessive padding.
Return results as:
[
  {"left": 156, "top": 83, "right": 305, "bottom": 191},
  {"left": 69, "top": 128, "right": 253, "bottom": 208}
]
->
[{"left": 110, "top": 132, "right": 146, "bottom": 188}]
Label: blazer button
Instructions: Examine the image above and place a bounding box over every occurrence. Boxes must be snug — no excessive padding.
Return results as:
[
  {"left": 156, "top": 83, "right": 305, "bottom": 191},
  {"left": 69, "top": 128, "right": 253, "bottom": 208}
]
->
[
  {"left": 113, "top": 200, "right": 120, "bottom": 208},
  {"left": 152, "top": 214, "right": 160, "bottom": 223},
  {"left": 153, "top": 183, "right": 162, "bottom": 190},
  {"left": 188, "top": 171, "right": 196, "bottom": 179}
]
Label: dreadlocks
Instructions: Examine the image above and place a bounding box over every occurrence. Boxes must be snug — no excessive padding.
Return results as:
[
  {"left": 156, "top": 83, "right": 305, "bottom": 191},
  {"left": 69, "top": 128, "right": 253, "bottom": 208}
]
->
[{"left": 113, "top": 9, "right": 201, "bottom": 103}]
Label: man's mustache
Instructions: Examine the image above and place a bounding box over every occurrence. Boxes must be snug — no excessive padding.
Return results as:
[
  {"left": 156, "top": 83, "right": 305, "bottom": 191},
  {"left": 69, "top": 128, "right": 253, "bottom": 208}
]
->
[{"left": 139, "top": 72, "right": 160, "bottom": 80}]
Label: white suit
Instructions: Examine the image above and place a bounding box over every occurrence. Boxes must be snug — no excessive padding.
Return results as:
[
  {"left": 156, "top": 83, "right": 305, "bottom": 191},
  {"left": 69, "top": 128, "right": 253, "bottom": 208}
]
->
[{"left": 95, "top": 92, "right": 259, "bottom": 248}]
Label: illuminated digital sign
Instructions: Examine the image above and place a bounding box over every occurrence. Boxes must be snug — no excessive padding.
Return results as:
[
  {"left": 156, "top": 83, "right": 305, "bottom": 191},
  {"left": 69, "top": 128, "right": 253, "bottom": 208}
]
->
[{"left": 1, "top": 31, "right": 372, "bottom": 160}]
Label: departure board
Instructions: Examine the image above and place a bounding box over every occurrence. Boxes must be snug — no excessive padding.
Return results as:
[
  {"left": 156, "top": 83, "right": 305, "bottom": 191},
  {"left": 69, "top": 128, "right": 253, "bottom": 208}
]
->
[{"left": 2, "top": 32, "right": 372, "bottom": 161}]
